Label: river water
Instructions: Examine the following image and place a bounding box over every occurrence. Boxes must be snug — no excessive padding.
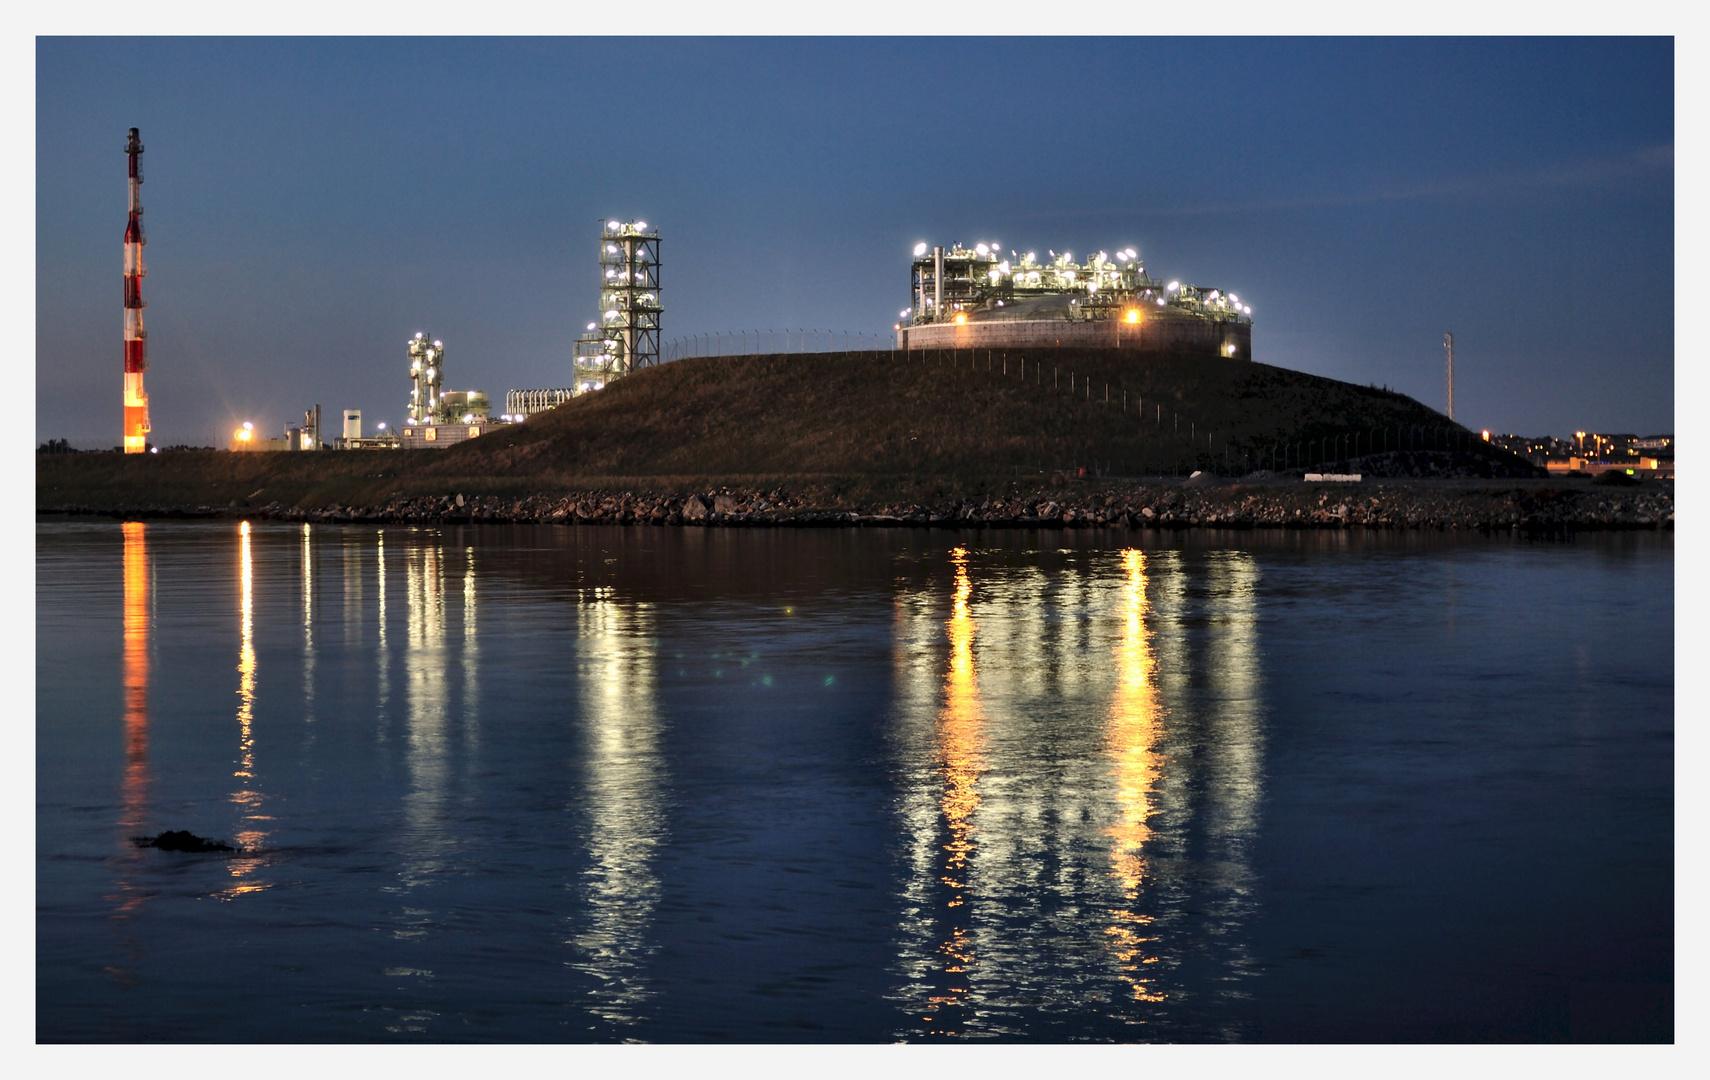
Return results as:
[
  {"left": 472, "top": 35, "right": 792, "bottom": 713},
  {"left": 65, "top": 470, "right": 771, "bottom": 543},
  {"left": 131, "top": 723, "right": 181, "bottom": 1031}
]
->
[{"left": 35, "top": 519, "right": 1672, "bottom": 1042}]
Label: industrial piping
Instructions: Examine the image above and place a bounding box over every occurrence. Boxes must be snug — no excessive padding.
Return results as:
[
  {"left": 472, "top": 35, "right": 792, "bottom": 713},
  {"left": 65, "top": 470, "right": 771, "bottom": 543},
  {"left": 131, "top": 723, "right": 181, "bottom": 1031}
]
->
[{"left": 122, "top": 128, "right": 150, "bottom": 453}]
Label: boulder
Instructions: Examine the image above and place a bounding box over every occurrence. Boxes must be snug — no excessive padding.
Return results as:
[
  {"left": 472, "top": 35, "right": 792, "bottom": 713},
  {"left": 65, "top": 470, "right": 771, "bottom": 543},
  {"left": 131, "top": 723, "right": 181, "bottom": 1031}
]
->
[
  {"left": 133, "top": 830, "right": 234, "bottom": 853},
  {"left": 682, "top": 495, "right": 710, "bottom": 521}
]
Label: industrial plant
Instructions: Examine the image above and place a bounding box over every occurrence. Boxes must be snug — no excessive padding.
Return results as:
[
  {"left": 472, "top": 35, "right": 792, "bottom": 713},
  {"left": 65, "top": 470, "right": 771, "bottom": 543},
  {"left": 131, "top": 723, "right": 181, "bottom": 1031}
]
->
[
  {"left": 504, "top": 218, "right": 662, "bottom": 420},
  {"left": 895, "top": 241, "right": 1252, "bottom": 359},
  {"left": 117, "top": 132, "right": 1267, "bottom": 453},
  {"left": 573, "top": 219, "right": 662, "bottom": 390}
]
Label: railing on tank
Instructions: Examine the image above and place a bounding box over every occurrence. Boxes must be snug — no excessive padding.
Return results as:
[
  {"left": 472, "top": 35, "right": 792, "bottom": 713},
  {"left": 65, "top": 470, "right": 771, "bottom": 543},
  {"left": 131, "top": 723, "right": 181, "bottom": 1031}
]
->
[{"left": 663, "top": 329, "right": 895, "bottom": 361}]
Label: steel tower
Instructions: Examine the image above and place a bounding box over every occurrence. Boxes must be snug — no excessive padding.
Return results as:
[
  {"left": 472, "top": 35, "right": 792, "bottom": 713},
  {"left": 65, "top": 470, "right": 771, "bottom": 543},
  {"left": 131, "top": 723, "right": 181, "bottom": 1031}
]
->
[
  {"left": 122, "top": 128, "right": 151, "bottom": 453},
  {"left": 406, "top": 333, "right": 447, "bottom": 424},
  {"left": 573, "top": 219, "right": 661, "bottom": 391}
]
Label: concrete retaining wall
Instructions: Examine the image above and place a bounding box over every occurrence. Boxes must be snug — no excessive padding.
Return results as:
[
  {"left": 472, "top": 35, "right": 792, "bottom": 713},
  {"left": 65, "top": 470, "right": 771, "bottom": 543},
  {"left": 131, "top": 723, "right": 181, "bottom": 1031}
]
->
[{"left": 896, "top": 317, "right": 1250, "bottom": 360}]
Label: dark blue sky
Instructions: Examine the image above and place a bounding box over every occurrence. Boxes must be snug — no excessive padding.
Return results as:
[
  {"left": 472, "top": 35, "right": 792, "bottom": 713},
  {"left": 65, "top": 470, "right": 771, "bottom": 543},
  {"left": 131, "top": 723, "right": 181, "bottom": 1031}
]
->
[{"left": 37, "top": 37, "right": 1673, "bottom": 446}]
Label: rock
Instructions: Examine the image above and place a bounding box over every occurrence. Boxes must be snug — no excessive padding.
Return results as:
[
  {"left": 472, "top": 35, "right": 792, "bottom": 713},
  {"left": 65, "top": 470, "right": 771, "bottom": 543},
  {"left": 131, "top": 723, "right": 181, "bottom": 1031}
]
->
[
  {"left": 713, "top": 494, "right": 741, "bottom": 515},
  {"left": 682, "top": 495, "right": 709, "bottom": 521},
  {"left": 133, "top": 830, "right": 234, "bottom": 853}
]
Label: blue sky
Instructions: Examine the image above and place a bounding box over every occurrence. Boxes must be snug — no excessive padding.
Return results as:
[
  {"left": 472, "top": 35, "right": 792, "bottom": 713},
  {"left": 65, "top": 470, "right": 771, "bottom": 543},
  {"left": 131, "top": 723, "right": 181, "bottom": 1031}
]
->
[{"left": 37, "top": 37, "right": 1673, "bottom": 445}]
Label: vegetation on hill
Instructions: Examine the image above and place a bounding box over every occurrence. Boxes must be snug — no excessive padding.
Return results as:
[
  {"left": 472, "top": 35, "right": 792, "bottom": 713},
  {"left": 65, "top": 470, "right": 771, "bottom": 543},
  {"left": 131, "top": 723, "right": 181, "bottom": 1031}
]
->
[{"left": 38, "top": 348, "right": 1537, "bottom": 510}]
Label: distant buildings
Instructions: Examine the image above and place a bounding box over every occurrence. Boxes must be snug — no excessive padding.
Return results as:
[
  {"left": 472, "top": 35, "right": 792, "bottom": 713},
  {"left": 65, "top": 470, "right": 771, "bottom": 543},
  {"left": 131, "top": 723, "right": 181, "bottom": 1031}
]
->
[{"left": 1487, "top": 431, "right": 1673, "bottom": 479}]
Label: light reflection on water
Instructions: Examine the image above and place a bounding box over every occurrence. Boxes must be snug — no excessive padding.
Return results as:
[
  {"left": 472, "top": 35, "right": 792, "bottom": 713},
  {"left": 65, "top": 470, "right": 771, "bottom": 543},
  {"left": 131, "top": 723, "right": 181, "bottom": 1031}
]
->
[
  {"left": 567, "top": 586, "right": 664, "bottom": 1031},
  {"left": 35, "top": 521, "right": 1673, "bottom": 1042},
  {"left": 890, "top": 544, "right": 1264, "bottom": 1038},
  {"left": 222, "top": 520, "right": 269, "bottom": 899}
]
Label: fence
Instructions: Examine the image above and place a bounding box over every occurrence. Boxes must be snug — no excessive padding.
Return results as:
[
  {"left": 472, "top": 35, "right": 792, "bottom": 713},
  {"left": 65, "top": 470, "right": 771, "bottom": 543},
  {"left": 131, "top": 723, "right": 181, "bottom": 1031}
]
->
[{"left": 651, "top": 337, "right": 1497, "bottom": 478}]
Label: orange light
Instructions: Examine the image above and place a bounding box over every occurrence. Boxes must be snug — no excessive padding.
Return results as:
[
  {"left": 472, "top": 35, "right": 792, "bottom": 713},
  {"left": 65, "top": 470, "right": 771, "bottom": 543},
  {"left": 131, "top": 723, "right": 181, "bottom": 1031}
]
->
[
  {"left": 954, "top": 313, "right": 967, "bottom": 325},
  {"left": 1482, "top": 430, "right": 1490, "bottom": 441},
  {"left": 1125, "top": 309, "right": 1140, "bottom": 324}
]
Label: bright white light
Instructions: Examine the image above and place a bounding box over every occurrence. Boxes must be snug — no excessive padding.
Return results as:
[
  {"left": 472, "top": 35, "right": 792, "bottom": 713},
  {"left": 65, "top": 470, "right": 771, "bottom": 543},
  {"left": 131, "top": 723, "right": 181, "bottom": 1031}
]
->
[
  {"left": 635, "top": 221, "right": 646, "bottom": 230},
  {"left": 1116, "top": 252, "right": 1128, "bottom": 262},
  {"left": 607, "top": 244, "right": 619, "bottom": 253},
  {"left": 900, "top": 308, "right": 911, "bottom": 318},
  {"left": 975, "top": 243, "right": 990, "bottom": 256},
  {"left": 913, "top": 242, "right": 928, "bottom": 257},
  {"left": 607, "top": 220, "right": 620, "bottom": 230},
  {"left": 1167, "top": 281, "right": 1180, "bottom": 291},
  {"left": 433, "top": 340, "right": 442, "bottom": 347},
  {"left": 1229, "top": 293, "right": 1239, "bottom": 303},
  {"left": 998, "top": 260, "right": 1010, "bottom": 274},
  {"left": 1156, "top": 298, "right": 1165, "bottom": 306},
  {"left": 242, "top": 421, "right": 253, "bottom": 431},
  {"left": 1025, "top": 252, "right": 1035, "bottom": 262},
  {"left": 605, "top": 309, "right": 619, "bottom": 320},
  {"left": 1244, "top": 305, "right": 1252, "bottom": 314},
  {"left": 587, "top": 322, "right": 597, "bottom": 331}
]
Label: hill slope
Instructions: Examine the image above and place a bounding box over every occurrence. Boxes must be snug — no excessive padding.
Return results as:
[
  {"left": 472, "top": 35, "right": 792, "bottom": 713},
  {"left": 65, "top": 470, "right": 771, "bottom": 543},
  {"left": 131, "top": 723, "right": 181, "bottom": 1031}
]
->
[
  {"left": 39, "top": 348, "right": 1532, "bottom": 510},
  {"left": 432, "top": 347, "right": 1486, "bottom": 481}
]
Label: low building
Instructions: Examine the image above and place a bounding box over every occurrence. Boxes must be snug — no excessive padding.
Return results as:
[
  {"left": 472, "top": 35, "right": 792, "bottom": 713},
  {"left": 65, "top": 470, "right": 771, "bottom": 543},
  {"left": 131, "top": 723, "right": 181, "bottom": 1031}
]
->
[{"left": 398, "top": 422, "right": 488, "bottom": 449}]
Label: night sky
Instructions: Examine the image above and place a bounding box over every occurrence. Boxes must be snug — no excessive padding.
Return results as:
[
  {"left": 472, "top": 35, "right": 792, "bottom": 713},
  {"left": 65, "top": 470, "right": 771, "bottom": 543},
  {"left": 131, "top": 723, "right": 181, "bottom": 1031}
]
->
[{"left": 36, "top": 37, "right": 1673, "bottom": 447}]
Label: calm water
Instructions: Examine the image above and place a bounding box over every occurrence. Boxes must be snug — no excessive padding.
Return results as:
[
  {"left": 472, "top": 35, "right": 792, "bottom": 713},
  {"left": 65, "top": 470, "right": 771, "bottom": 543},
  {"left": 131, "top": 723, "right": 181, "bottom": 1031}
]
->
[{"left": 36, "top": 519, "right": 1673, "bottom": 1042}]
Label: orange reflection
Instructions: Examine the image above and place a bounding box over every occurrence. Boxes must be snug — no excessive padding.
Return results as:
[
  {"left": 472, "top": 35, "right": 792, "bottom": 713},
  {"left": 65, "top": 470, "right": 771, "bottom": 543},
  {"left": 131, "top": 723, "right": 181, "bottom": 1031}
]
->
[
  {"left": 112, "top": 521, "right": 151, "bottom": 921},
  {"left": 1104, "top": 549, "right": 1165, "bottom": 1002},
  {"left": 921, "top": 546, "right": 987, "bottom": 1033},
  {"left": 119, "top": 522, "right": 150, "bottom": 833},
  {"left": 224, "top": 521, "right": 268, "bottom": 897}
]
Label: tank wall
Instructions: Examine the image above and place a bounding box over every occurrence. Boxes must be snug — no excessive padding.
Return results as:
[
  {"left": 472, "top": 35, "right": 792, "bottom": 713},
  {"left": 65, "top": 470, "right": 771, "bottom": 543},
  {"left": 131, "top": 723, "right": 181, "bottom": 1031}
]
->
[{"left": 896, "top": 317, "right": 1250, "bottom": 360}]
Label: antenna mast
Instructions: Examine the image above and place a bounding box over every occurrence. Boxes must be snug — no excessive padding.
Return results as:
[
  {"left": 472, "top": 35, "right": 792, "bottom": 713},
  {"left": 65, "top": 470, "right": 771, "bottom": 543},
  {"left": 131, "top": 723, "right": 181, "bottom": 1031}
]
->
[{"left": 1443, "top": 332, "right": 1455, "bottom": 421}]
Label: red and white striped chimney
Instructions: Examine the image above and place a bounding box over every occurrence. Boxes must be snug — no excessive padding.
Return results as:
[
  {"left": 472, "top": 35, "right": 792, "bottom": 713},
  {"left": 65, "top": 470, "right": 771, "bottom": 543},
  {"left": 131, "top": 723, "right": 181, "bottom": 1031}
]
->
[{"left": 122, "top": 127, "right": 150, "bottom": 453}]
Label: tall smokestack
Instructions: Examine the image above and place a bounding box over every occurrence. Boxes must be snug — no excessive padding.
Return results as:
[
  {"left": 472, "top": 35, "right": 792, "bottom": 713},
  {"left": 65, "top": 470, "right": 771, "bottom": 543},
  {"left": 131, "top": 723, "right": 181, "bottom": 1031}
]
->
[{"left": 122, "top": 128, "right": 151, "bottom": 453}]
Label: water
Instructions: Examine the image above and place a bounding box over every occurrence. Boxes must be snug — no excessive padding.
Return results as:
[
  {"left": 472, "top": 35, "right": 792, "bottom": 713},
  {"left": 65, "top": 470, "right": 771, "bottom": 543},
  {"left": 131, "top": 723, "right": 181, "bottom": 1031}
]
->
[{"left": 35, "top": 519, "right": 1673, "bottom": 1042}]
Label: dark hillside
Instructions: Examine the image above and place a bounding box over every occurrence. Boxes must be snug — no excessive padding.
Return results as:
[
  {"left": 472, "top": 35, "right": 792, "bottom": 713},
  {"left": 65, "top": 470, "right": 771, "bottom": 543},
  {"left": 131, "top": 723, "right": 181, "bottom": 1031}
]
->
[
  {"left": 38, "top": 348, "right": 1538, "bottom": 511},
  {"left": 429, "top": 347, "right": 1514, "bottom": 481}
]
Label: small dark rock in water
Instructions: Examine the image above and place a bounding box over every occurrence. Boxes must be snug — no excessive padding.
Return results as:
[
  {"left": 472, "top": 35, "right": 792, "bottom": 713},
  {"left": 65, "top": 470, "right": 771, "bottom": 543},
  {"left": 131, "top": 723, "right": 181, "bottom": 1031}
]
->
[{"left": 133, "top": 830, "right": 234, "bottom": 853}]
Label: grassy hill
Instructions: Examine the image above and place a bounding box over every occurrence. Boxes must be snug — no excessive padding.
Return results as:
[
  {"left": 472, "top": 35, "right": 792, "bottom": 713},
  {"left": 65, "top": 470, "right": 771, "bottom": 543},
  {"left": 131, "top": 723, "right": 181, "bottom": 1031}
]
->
[{"left": 38, "top": 347, "right": 1527, "bottom": 510}]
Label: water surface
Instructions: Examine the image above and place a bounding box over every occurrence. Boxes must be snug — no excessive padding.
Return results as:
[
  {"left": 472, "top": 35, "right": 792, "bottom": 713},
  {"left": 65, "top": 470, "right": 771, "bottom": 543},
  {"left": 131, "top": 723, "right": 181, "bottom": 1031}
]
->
[{"left": 36, "top": 520, "right": 1672, "bottom": 1041}]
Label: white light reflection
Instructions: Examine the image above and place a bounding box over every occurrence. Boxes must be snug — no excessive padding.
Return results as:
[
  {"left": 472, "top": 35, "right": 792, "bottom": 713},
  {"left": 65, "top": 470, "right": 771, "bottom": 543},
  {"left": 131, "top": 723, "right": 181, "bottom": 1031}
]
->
[
  {"left": 302, "top": 524, "right": 315, "bottom": 733},
  {"left": 566, "top": 585, "right": 664, "bottom": 1031},
  {"left": 223, "top": 520, "right": 269, "bottom": 898}
]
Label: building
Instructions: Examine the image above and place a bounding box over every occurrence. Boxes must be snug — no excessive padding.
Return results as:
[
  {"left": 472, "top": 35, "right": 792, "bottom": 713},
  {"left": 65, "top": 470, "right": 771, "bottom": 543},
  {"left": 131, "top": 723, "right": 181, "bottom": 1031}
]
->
[
  {"left": 397, "top": 422, "right": 487, "bottom": 449},
  {"left": 229, "top": 422, "right": 287, "bottom": 452},
  {"left": 505, "top": 388, "right": 575, "bottom": 419},
  {"left": 894, "top": 241, "right": 1252, "bottom": 358}
]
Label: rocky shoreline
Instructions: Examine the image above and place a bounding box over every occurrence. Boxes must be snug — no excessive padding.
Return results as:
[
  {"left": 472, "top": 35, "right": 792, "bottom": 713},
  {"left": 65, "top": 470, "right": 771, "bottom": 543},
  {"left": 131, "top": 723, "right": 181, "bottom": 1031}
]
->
[{"left": 40, "top": 475, "right": 1674, "bottom": 531}]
